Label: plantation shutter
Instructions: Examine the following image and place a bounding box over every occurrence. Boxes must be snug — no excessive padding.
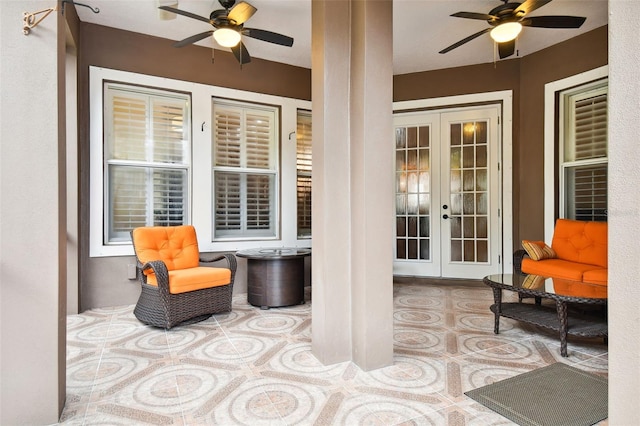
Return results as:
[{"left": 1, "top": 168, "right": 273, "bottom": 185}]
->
[
  {"left": 572, "top": 93, "right": 607, "bottom": 161},
  {"left": 212, "top": 101, "right": 278, "bottom": 239},
  {"left": 562, "top": 84, "right": 608, "bottom": 222},
  {"left": 105, "top": 84, "right": 190, "bottom": 242},
  {"left": 296, "top": 111, "right": 312, "bottom": 238}
]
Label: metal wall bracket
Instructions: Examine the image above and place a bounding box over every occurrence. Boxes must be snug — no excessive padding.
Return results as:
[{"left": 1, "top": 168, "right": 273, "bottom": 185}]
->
[
  {"left": 23, "top": 7, "right": 56, "bottom": 35},
  {"left": 61, "top": 0, "right": 100, "bottom": 16},
  {"left": 22, "top": 1, "right": 98, "bottom": 35}
]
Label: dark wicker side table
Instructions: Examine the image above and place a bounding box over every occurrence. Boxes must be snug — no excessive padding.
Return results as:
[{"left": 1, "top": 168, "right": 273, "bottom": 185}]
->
[
  {"left": 483, "top": 274, "right": 608, "bottom": 357},
  {"left": 236, "top": 248, "right": 311, "bottom": 309}
]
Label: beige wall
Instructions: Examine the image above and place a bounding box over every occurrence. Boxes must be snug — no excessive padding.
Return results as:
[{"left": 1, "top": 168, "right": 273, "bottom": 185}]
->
[
  {"left": 608, "top": 0, "right": 640, "bottom": 423},
  {"left": 0, "top": 1, "right": 66, "bottom": 423}
]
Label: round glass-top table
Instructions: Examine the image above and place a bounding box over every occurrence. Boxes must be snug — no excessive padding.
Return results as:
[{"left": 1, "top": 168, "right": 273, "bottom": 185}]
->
[{"left": 483, "top": 274, "right": 607, "bottom": 357}]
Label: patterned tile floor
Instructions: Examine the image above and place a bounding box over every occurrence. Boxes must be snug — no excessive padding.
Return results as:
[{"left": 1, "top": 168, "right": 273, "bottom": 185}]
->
[{"left": 60, "top": 278, "right": 608, "bottom": 425}]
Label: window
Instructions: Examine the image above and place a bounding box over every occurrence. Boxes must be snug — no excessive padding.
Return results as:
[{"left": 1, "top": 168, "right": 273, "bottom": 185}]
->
[
  {"left": 90, "top": 67, "right": 311, "bottom": 256},
  {"left": 560, "top": 80, "right": 608, "bottom": 221},
  {"left": 296, "top": 110, "right": 312, "bottom": 238},
  {"left": 104, "top": 83, "right": 190, "bottom": 243},
  {"left": 212, "top": 100, "right": 278, "bottom": 239}
]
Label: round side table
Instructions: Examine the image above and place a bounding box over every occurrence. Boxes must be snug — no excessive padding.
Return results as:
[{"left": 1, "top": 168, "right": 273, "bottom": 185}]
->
[{"left": 236, "top": 248, "right": 311, "bottom": 309}]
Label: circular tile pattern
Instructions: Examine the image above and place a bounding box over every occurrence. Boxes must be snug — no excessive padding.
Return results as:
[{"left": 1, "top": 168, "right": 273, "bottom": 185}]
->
[{"left": 394, "top": 309, "right": 443, "bottom": 325}]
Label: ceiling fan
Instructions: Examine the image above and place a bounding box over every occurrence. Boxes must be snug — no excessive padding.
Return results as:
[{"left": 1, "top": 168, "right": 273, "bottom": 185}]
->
[
  {"left": 159, "top": 0, "right": 294, "bottom": 65},
  {"left": 439, "top": 0, "right": 587, "bottom": 59}
]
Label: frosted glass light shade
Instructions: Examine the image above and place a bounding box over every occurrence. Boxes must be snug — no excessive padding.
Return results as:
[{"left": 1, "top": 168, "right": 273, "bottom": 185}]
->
[
  {"left": 490, "top": 22, "right": 522, "bottom": 43},
  {"left": 214, "top": 28, "right": 241, "bottom": 47}
]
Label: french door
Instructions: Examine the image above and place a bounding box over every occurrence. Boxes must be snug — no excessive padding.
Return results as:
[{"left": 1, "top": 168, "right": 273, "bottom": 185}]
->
[{"left": 393, "top": 106, "right": 502, "bottom": 278}]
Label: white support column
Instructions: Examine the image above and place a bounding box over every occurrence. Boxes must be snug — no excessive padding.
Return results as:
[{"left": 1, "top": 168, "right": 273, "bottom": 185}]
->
[
  {"left": 0, "top": 1, "right": 66, "bottom": 423},
  {"left": 311, "top": 0, "right": 394, "bottom": 370},
  {"left": 608, "top": 0, "right": 640, "bottom": 423}
]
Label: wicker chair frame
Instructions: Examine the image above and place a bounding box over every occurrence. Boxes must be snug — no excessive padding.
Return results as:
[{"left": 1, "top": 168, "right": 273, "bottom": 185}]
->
[{"left": 131, "top": 243, "right": 237, "bottom": 329}]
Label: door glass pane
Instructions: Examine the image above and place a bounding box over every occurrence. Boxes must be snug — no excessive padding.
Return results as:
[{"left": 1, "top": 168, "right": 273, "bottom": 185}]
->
[
  {"left": 395, "top": 125, "right": 431, "bottom": 261},
  {"left": 396, "top": 217, "right": 406, "bottom": 237},
  {"left": 408, "top": 239, "right": 418, "bottom": 259},
  {"left": 449, "top": 120, "right": 490, "bottom": 265}
]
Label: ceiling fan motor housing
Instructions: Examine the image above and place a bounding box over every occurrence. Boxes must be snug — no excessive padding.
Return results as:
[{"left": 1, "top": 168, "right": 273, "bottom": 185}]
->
[
  {"left": 488, "top": 2, "right": 526, "bottom": 26},
  {"left": 218, "top": 0, "right": 236, "bottom": 10}
]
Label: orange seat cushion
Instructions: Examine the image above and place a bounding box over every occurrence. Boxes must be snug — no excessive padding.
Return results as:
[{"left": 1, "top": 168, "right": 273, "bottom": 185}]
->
[
  {"left": 132, "top": 225, "right": 200, "bottom": 274},
  {"left": 521, "top": 258, "right": 598, "bottom": 282},
  {"left": 551, "top": 219, "right": 607, "bottom": 269},
  {"left": 146, "top": 266, "right": 231, "bottom": 294},
  {"left": 583, "top": 268, "right": 608, "bottom": 286}
]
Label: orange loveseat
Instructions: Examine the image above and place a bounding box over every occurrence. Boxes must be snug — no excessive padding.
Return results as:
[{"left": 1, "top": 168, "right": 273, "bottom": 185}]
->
[{"left": 514, "top": 219, "right": 608, "bottom": 285}]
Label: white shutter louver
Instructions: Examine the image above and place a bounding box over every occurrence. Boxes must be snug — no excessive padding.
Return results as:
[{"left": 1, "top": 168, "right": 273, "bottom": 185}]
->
[
  {"left": 574, "top": 93, "right": 607, "bottom": 160},
  {"left": 214, "top": 108, "right": 242, "bottom": 167}
]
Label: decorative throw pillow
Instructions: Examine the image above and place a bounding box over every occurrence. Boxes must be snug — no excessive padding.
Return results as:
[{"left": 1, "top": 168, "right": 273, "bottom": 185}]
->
[
  {"left": 522, "top": 240, "right": 557, "bottom": 261},
  {"left": 521, "top": 274, "right": 545, "bottom": 289}
]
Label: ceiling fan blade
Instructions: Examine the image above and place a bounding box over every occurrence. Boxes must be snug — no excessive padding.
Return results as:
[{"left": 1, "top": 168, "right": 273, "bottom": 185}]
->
[
  {"left": 439, "top": 28, "right": 491, "bottom": 54},
  {"left": 231, "top": 41, "right": 252, "bottom": 64},
  {"left": 514, "top": 0, "right": 553, "bottom": 16},
  {"left": 158, "top": 6, "right": 212, "bottom": 25},
  {"left": 521, "top": 15, "right": 586, "bottom": 29},
  {"left": 242, "top": 28, "right": 294, "bottom": 47},
  {"left": 498, "top": 40, "right": 516, "bottom": 59},
  {"left": 451, "top": 11, "right": 497, "bottom": 21},
  {"left": 228, "top": 1, "right": 257, "bottom": 25},
  {"left": 174, "top": 31, "right": 214, "bottom": 48}
]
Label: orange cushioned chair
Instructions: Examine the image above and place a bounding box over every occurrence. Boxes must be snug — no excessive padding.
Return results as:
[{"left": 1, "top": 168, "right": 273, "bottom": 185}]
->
[{"left": 131, "top": 225, "right": 237, "bottom": 329}]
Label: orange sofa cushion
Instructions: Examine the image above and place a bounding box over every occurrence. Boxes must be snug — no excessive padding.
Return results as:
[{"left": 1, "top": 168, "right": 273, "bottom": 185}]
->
[
  {"left": 551, "top": 277, "right": 607, "bottom": 299},
  {"left": 132, "top": 225, "right": 200, "bottom": 274},
  {"left": 521, "top": 258, "right": 600, "bottom": 282},
  {"left": 146, "top": 266, "right": 231, "bottom": 294},
  {"left": 551, "top": 219, "right": 607, "bottom": 268},
  {"left": 583, "top": 268, "right": 608, "bottom": 286}
]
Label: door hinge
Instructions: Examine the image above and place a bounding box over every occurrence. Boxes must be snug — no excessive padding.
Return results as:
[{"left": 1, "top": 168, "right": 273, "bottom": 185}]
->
[
  {"left": 498, "top": 208, "right": 501, "bottom": 217},
  {"left": 498, "top": 255, "right": 501, "bottom": 264}
]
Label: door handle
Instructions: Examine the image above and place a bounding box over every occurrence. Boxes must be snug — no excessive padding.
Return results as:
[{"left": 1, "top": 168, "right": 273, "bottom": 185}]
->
[{"left": 442, "top": 214, "right": 449, "bottom": 219}]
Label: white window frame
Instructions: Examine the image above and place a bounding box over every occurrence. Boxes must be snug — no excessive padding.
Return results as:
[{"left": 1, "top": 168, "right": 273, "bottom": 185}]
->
[
  {"left": 544, "top": 66, "right": 609, "bottom": 242},
  {"left": 103, "top": 82, "right": 192, "bottom": 244},
  {"left": 89, "top": 66, "right": 311, "bottom": 257},
  {"left": 296, "top": 109, "right": 312, "bottom": 239},
  {"left": 212, "top": 99, "right": 280, "bottom": 241},
  {"left": 559, "top": 81, "right": 608, "bottom": 221}
]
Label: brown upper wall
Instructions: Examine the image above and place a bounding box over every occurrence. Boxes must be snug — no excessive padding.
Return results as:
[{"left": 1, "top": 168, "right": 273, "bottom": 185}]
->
[
  {"left": 393, "top": 59, "right": 521, "bottom": 102},
  {"left": 79, "top": 23, "right": 311, "bottom": 101}
]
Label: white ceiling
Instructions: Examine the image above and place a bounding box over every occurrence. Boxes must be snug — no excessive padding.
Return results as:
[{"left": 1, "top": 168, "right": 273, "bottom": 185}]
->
[{"left": 75, "top": 0, "right": 608, "bottom": 75}]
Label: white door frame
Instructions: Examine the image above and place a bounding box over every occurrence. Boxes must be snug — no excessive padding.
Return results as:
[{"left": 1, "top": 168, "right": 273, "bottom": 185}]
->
[{"left": 393, "top": 90, "right": 514, "bottom": 274}]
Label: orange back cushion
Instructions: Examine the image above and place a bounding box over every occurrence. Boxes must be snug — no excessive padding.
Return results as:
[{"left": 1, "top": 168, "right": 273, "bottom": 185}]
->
[
  {"left": 132, "top": 225, "right": 200, "bottom": 273},
  {"left": 551, "top": 219, "right": 607, "bottom": 268}
]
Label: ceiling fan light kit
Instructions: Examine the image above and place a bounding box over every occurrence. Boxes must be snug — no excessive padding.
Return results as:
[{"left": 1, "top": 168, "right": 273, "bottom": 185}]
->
[
  {"left": 439, "top": 0, "right": 586, "bottom": 60},
  {"left": 490, "top": 22, "right": 522, "bottom": 43},
  {"left": 158, "top": 0, "right": 294, "bottom": 65},
  {"left": 214, "top": 28, "right": 241, "bottom": 47}
]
